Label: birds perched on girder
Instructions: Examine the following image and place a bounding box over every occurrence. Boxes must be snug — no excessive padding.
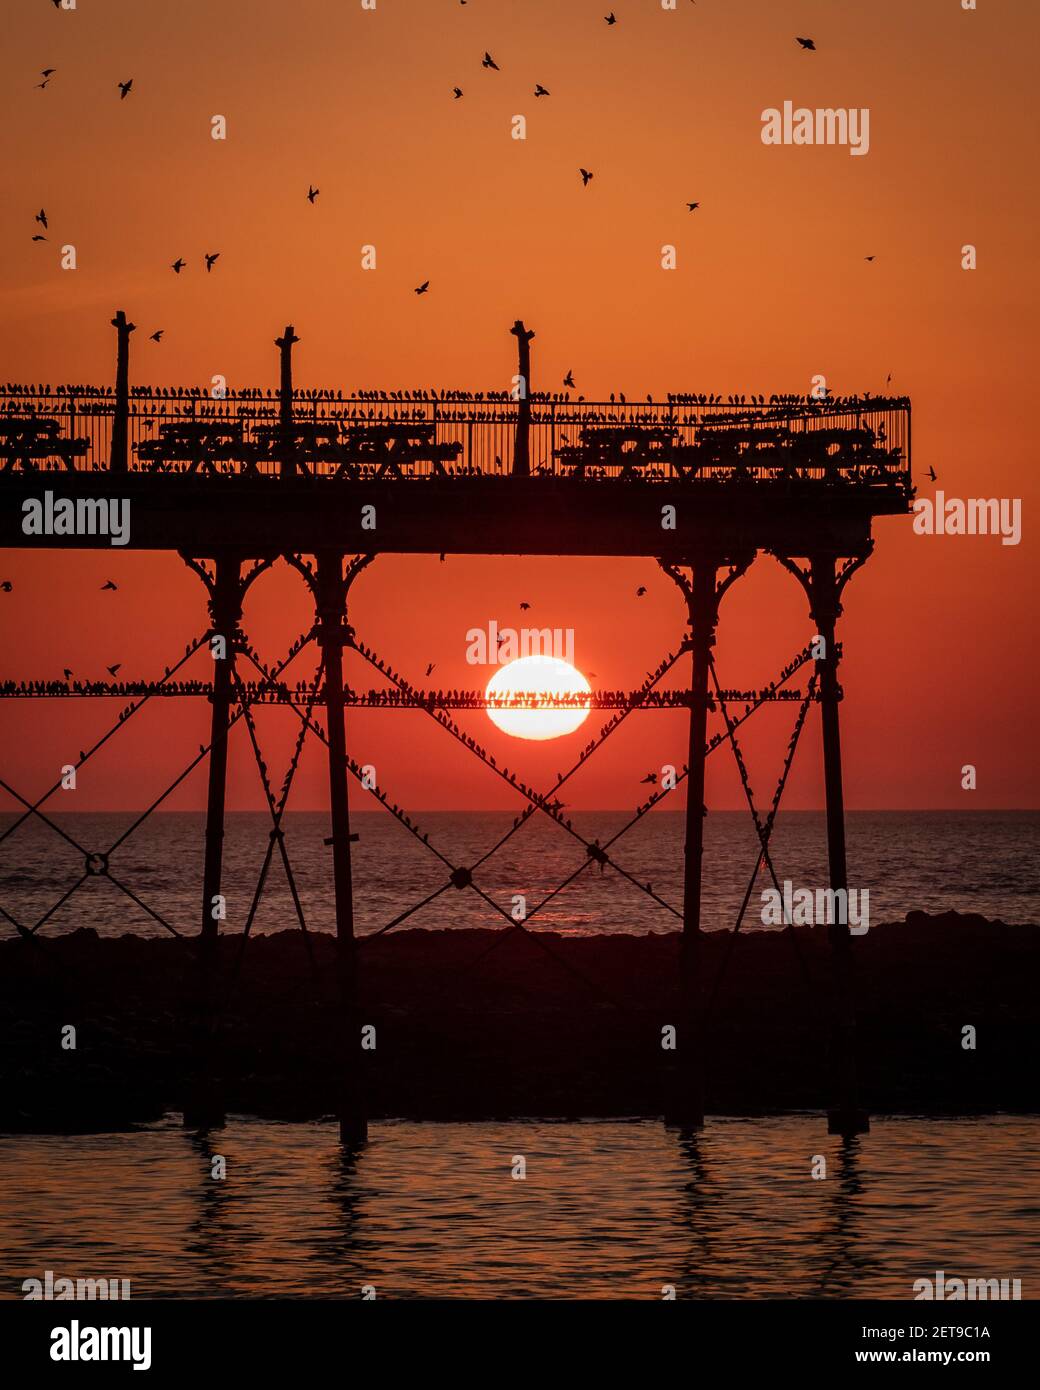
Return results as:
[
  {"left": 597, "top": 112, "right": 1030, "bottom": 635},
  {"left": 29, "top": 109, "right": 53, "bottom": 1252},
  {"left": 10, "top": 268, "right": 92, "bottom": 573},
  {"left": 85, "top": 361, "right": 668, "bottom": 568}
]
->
[{"left": 118, "top": 79, "right": 133, "bottom": 99}]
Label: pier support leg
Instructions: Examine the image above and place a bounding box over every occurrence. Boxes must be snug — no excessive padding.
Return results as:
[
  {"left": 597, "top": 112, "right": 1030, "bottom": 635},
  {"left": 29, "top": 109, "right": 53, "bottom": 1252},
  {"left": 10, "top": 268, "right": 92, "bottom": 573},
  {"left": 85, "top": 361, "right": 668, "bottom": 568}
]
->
[
  {"left": 783, "top": 552, "right": 870, "bottom": 1139},
  {"left": 661, "top": 561, "right": 723, "bottom": 1129},
  {"left": 315, "top": 552, "right": 368, "bottom": 1147},
  {"left": 184, "top": 555, "right": 244, "bottom": 1129}
]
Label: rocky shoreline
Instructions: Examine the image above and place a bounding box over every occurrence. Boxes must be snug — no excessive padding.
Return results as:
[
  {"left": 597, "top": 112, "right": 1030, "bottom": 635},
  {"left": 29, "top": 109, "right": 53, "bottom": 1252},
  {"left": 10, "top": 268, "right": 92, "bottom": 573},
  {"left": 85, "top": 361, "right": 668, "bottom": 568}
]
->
[{"left": 0, "top": 911, "right": 1035, "bottom": 1131}]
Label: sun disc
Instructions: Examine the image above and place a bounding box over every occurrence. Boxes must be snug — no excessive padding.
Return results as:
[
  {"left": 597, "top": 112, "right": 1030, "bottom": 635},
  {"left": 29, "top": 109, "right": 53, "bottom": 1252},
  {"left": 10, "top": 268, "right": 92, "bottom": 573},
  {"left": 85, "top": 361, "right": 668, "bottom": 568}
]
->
[{"left": 485, "top": 656, "right": 591, "bottom": 741}]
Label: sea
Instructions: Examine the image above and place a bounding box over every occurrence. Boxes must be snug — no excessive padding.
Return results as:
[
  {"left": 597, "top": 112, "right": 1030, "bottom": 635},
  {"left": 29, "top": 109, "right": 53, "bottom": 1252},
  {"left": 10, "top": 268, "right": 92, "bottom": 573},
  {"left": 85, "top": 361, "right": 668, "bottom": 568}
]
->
[
  {"left": 1, "top": 810, "right": 1037, "bottom": 1299},
  {"left": 0, "top": 809, "right": 1036, "bottom": 938}
]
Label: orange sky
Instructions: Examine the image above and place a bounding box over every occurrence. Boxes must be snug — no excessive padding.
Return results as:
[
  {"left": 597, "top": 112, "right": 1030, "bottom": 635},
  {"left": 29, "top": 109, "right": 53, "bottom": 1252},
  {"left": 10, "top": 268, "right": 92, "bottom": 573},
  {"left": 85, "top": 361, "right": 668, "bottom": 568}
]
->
[{"left": 1, "top": 0, "right": 1037, "bottom": 811}]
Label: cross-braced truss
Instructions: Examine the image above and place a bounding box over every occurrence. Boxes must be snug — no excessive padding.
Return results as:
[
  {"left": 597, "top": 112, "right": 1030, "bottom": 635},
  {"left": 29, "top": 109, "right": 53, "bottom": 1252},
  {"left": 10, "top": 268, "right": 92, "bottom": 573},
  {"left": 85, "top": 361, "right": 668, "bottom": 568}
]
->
[{"left": 0, "top": 553, "right": 828, "bottom": 1036}]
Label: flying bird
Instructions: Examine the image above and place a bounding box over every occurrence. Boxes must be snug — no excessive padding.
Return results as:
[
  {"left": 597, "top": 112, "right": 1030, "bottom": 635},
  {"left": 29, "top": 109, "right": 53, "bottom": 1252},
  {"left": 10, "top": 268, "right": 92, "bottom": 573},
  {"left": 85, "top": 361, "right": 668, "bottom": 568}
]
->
[
  {"left": 36, "top": 78, "right": 51, "bottom": 90},
  {"left": 563, "top": 370, "right": 575, "bottom": 387},
  {"left": 795, "top": 37, "right": 816, "bottom": 50},
  {"left": 687, "top": 202, "right": 700, "bottom": 212},
  {"left": 171, "top": 258, "right": 185, "bottom": 274},
  {"left": 519, "top": 602, "right": 531, "bottom": 611},
  {"left": 31, "top": 235, "right": 47, "bottom": 242},
  {"left": 640, "top": 772, "right": 658, "bottom": 785},
  {"left": 1, "top": 581, "right": 11, "bottom": 593},
  {"left": 118, "top": 79, "right": 133, "bottom": 99},
  {"left": 927, "top": 466, "right": 937, "bottom": 482},
  {"left": 149, "top": 330, "right": 164, "bottom": 342},
  {"left": 453, "top": 87, "right": 463, "bottom": 99},
  {"left": 534, "top": 84, "right": 550, "bottom": 97},
  {"left": 204, "top": 252, "right": 220, "bottom": 272},
  {"left": 865, "top": 255, "right": 876, "bottom": 262},
  {"left": 101, "top": 580, "right": 118, "bottom": 591},
  {"left": 64, "top": 668, "right": 73, "bottom": 680},
  {"left": 482, "top": 52, "right": 499, "bottom": 70},
  {"left": 42, "top": 69, "right": 55, "bottom": 78},
  {"left": 415, "top": 280, "right": 430, "bottom": 295},
  {"left": 579, "top": 168, "right": 593, "bottom": 186},
  {"left": 635, "top": 586, "right": 647, "bottom": 597},
  {"left": 307, "top": 185, "right": 319, "bottom": 203},
  {"left": 107, "top": 664, "right": 121, "bottom": 677},
  {"left": 425, "top": 663, "right": 435, "bottom": 677},
  {"left": 36, "top": 209, "right": 48, "bottom": 229},
  {"left": 605, "top": 11, "right": 617, "bottom": 23}
]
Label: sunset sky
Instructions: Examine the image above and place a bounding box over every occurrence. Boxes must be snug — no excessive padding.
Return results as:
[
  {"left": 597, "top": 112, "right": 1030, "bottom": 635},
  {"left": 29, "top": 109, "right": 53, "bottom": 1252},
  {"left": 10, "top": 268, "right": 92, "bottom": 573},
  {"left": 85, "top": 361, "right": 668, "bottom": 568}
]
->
[{"left": 1, "top": 0, "right": 1036, "bottom": 812}]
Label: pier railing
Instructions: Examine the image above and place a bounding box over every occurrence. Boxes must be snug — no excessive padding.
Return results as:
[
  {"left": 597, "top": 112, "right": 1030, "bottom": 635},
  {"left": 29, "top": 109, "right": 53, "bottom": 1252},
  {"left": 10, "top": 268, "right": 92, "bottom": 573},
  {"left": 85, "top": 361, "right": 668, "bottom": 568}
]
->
[{"left": 0, "top": 385, "right": 910, "bottom": 487}]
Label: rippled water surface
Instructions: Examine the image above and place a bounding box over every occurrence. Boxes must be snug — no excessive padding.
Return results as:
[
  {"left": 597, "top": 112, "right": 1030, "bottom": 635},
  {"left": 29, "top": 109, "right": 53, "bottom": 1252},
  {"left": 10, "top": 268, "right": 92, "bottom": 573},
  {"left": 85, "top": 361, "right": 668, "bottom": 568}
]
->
[
  {"left": 1, "top": 811, "right": 1036, "bottom": 937},
  {"left": 3, "top": 1116, "right": 1038, "bottom": 1299}
]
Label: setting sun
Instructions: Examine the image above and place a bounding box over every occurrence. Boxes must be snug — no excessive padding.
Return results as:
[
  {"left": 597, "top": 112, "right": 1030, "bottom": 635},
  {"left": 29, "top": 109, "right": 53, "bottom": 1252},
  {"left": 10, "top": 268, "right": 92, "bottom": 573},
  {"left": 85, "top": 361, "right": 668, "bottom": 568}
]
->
[{"left": 485, "top": 656, "right": 592, "bottom": 741}]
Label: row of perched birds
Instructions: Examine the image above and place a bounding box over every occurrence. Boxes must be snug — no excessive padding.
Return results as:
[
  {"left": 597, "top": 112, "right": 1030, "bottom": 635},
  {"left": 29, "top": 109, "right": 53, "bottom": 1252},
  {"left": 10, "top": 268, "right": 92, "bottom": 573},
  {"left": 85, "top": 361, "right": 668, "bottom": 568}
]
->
[{"left": 1, "top": 384, "right": 906, "bottom": 408}]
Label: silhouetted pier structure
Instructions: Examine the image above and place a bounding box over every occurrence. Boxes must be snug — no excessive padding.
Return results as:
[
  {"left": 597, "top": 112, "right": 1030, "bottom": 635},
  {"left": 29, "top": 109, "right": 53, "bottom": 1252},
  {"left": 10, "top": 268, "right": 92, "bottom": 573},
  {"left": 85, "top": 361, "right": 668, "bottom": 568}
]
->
[{"left": 0, "top": 312, "right": 912, "bottom": 1144}]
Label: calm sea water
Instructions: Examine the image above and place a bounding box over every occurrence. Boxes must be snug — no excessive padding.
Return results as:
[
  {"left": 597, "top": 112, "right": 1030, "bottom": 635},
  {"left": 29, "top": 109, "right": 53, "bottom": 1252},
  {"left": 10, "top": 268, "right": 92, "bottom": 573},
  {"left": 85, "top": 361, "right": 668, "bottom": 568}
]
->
[
  {"left": 2, "top": 1115, "right": 1038, "bottom": 1300},
  {"left": 0, "top": 810, "right": 1037, "bottom": 938}
]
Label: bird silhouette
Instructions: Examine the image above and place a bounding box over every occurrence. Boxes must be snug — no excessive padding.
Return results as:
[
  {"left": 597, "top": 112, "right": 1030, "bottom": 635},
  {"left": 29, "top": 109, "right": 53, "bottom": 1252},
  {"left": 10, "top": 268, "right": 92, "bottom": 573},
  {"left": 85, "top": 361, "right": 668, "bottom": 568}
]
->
[
  {"left": 149, "top": 330, "right": 164, "bottom": 342},
  {"left": 36, "top": 209, "right": 48, "bottom": 229},
  {"left": 641, "top": 772, "right": 658, "bottom": 784},
  {"left": 687, "top": 202, "right": 700, "bottom": 211},
  {"left": 579, "top": 168, "right": 593, "bottom": 186},
  {"left": 605, "top": 11, "right": 616, "bottom": 24},
  {"left": 482, "top": 52, "right": 499, "bottom": 70},
  {"left": 36, "top": 78, "right": 51, "bottom": 90},
  {"left": 107, "top": 664, "right": 121, "bottom": 677},
  {"left": 307, "top": 185, "right": 319, "bottom": 203},
  {"left": 415, "top": 280, "right": 430, "bottom": 295},
  {"left": 635, "top": 586, "right": 647, "bottom": 597},
  {"left": 171, "top": 258, "right": 185, "bottom": 274},
  {"left": 796, "top": 37, "right": 816, "bottom": 50},
  {"left": 927, "top": 466, "right": 937, "bottom": 482},
  {"left": 453, "top": 87, "right": 463, "bottom": 99},
  {"left": 519, "top": 601, "right": 531, "bottom": 611},
  {"left": 1, "top": 581, "right": 11, "bottom": 593},
  {"left": 425, "top": 663, "right": 435, "bottom": 677},
  {"left": 118, "top": 79, "right": 133, "bottom": 99},
  {"left": 63, "top": 668, "right": 72, "bottom": 680},
  {"left": 563, "top": 370, "right": 575, "bottom": 387},
  {"left": 31, "top": 235, "right": 47, "bottom": 242},
  {"left": 864, "top": 255, "right": 876, "bottom": 262},
  {"left": 42, "top": 68, "right": 55, "bottom": 78},
  {"left": 534, "top": 84, "right": 550, "bottom": 97},
  {"left": 204, "top": 252, "right": 220, "bottom": 272},
  {"left": 101, "top": 580, "right": 118, "bottom": 591}
]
